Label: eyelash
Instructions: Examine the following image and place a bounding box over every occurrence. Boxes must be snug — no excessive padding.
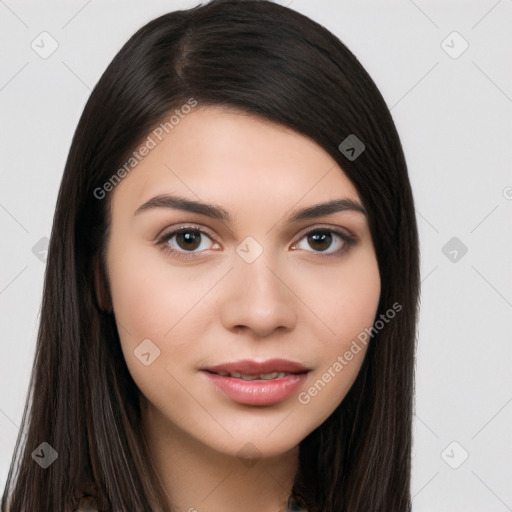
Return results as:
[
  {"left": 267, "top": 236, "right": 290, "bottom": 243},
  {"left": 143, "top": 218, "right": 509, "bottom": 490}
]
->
[{"left": 156, "top": 224, "right": 356, "bottom": 261}]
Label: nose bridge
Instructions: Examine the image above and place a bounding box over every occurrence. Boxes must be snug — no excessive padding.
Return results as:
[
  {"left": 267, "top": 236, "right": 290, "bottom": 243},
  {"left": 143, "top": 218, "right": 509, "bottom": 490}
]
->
[
  {"left": 238, "top": 252, "right": 282, "bottom": 303},
  {"left": 220, "top": 238, "right": 297, "bottom": 336}
]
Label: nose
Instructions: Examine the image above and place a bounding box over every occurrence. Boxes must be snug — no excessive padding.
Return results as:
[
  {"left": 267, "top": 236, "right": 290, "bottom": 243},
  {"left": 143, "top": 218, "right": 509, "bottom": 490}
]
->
[{"left": 219, "top": 253, "right": 297, "bottom": 338}]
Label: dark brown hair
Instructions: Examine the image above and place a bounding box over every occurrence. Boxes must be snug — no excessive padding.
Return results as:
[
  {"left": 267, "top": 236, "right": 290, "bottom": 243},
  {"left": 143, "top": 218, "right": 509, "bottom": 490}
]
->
[{"left": 1, "top": 1, "right": 420, "bottom": 510}]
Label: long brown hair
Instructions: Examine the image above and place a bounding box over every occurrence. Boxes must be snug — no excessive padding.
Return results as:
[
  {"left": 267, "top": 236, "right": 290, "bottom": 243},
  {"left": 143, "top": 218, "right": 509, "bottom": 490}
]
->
[{"left": 2, "top": 1, "right": 420, "bottom": 510}]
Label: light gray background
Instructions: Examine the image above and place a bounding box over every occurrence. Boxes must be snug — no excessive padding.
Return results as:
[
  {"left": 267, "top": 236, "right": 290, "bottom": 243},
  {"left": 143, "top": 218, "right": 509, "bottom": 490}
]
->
[{"left": 1, "top": 1, "right": 511, "bottom": 510}]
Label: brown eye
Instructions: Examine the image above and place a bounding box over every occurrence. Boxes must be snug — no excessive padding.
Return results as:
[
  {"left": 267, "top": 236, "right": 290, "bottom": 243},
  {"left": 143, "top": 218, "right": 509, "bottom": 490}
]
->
[
  {"left": 175, "top": 230, "right": 202, "bottom": 251},
  {"left": 307, "top": 231, "right": 334, "bottom": 252},
  {"left": 160, "top": 227, "right": 215, "bottom": 256},
  {"left": 292, "top": 228, "right": 355, "bottom": 257}
]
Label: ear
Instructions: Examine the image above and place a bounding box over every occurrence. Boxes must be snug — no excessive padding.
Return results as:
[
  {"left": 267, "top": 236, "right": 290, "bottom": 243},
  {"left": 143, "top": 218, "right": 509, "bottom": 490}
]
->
[{"left": 93, "top": 254, "right": 113, "bottom": 314}]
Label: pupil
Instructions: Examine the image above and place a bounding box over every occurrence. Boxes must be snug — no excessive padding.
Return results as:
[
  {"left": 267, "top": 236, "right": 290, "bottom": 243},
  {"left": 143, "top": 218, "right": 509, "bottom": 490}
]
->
[
  {"left": 308, "top": 231, "right": 332, "bottom": 251},
  {"left": 177, "top": 231, "right": 201, "bottom": 251}
]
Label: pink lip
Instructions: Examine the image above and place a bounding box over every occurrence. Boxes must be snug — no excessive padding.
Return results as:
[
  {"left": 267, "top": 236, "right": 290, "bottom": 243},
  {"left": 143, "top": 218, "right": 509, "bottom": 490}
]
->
[
  {"left": 201, "top": 358, "right": 311, "bottom": 406},
  {"left": 204, "top": 358, "right": 310, "bottom": 375}
]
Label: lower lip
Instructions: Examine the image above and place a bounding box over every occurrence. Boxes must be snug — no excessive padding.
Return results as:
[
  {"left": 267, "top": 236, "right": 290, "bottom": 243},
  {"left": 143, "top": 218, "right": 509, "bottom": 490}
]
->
[{"left": 201, "top": 371, "right": 309, "bottom": 406}]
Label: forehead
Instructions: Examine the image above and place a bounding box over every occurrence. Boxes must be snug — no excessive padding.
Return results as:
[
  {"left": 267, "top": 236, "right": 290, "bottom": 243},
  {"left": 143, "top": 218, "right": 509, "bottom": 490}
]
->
[{"left": 110, "top": 106, "right": 361, "bottom": 215}]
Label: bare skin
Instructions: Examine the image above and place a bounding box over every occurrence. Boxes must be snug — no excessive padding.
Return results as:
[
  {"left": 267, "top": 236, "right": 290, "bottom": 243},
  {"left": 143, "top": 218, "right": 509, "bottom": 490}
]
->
[{"left": 101, "top": 106, "right": 381, "bottom": 512}]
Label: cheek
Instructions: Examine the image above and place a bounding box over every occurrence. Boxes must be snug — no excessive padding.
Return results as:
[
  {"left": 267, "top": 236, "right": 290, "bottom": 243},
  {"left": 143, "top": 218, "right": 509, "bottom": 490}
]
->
[
  {"left": 107, "top": 243, "right": 193, "bottom": 341},
  {"left": 298, "top": 250, "right": 381, "bottom": 340},
  {"left": 109, "top": 262, "right": 165, "bottom": 340},
  {"left": 106, "top": 248, "right": 190, "bottom": 406},
  {"left": 293, "top": 250, "right": 380, "bottom": 413},
  {"left": 106, "top": 244, "right": 214, "bottom": 382}
]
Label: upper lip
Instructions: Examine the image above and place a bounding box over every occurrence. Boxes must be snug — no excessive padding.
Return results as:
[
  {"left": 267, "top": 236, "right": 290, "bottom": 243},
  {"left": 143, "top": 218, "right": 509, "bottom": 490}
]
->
[{"left": 203, "top": 358, "right": 311, "bottom": 375}]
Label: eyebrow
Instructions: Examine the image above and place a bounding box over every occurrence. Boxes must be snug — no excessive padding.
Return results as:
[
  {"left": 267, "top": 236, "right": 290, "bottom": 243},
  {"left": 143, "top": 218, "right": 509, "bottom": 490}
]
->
[{"left": 133, "top": 193, "right": 366, "bottom": 223}]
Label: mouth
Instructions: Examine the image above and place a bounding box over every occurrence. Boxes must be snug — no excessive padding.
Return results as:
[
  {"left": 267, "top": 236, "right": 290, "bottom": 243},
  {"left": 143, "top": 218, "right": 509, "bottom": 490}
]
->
[
  {"left": 200, "top": 359, "right": 311, "bottom": 406},
  {"left": 203, "top": 358, "right": 311, "bottom": 376}
]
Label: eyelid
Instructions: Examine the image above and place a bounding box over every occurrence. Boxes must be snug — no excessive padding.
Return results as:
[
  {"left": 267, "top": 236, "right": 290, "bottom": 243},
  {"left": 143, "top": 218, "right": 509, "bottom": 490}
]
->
[
  {"left": 289, "top": 224, "right": 356, "bottom": 258},
  {"left": 155, "top": 224, "right": 218, "bottom": 262},
  {"left": 292, "top": 223, "right": 356, "bottom": 243},
  {"left": 155, "top": 223, "right": 216, "bottom": 242},
  {"left": 156, "top": 222, "right": 356, "bottom": 242}
]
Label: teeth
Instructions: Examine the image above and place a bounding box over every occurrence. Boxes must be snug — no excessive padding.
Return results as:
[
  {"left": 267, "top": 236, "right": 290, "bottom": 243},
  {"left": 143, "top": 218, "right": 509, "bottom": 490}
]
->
[
  {"left": 217, "top": 371, "right": 289, "bottom": 380},
  {"left": 260, "top": 372, "right": 286, "bottom": 380},
  {"left": 239, "top": 374, "right": 259, "bottom": 381}
]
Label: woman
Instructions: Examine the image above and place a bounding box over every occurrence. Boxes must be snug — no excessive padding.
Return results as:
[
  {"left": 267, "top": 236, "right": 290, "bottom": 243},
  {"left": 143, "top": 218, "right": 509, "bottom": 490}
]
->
[{"left": 1, "top": 0, "right": 420, "bottom": 510}]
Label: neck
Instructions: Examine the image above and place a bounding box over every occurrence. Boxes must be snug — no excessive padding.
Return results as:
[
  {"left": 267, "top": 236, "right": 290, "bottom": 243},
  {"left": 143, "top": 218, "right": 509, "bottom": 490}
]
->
[{"left": 141, "top": 400, "right": 299, "bottom": 512}]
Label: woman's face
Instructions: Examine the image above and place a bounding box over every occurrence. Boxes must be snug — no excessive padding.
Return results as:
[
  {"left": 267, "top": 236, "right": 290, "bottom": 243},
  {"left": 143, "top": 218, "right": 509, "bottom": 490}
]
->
[{"left": 103, "top": 106, "right": 380, "bottom": 459}]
